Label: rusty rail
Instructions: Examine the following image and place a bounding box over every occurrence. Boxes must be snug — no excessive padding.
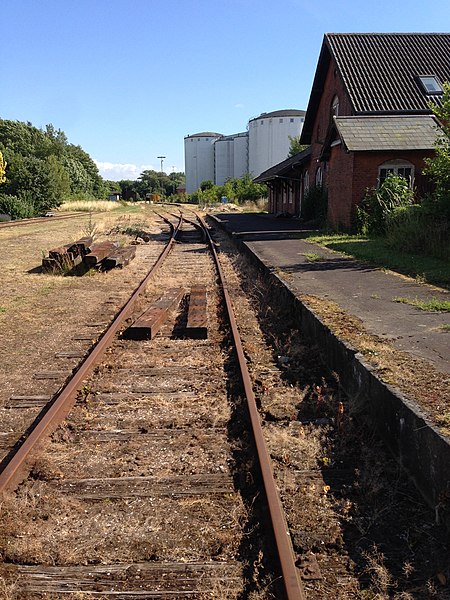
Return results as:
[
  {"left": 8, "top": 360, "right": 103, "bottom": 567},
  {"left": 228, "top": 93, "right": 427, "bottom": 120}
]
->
[
  {"left": 0, "top": 213, "right": 87, "bottom": 229},
  {"left": 0, "top": 214, "right": 183, "bottom": 493},
  {"left": 196, "top": 213, "right": 306, "bottom": 600}
]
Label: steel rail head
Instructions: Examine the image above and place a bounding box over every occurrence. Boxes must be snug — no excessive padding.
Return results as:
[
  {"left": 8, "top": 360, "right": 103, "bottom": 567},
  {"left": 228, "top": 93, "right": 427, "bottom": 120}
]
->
[
  {"left": 0, "top": 214, "right": 183, "bottom": 494},
  {"left": 194, "top": 212, "right": 306, "bottom": 600}
]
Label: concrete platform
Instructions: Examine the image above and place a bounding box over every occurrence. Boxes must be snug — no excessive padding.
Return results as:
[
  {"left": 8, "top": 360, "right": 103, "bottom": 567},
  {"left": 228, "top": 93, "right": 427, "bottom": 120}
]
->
[{"left": 214, "top": 212, "right": 449, "bottom": 375}]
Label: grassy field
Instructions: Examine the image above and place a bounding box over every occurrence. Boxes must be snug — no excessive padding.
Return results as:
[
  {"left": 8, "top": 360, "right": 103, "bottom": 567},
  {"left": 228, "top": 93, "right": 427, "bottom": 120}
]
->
[{"left": 299, "top": 232, "right": 450, "bottom": 289}]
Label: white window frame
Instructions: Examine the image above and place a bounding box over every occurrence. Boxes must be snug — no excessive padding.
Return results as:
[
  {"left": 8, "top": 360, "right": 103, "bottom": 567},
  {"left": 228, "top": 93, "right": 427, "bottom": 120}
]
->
[
  {"left": 315, "top": 166, "right": 323, "bottom": 187},
  {"left": 378, "top": 159, "right": 414, "bottom": 187}
]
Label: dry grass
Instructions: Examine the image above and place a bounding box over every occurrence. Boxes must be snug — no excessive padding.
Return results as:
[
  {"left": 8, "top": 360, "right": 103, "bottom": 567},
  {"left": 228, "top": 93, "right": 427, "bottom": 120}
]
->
[
  {"left": 300, "top": 293, "right": 450, "bottom": 429},
  {"left": 0, "top": 474, "right": 245, "bottom": 565},
  {"left": 59, "top": 200, "right": 119, "bottom": 212}
]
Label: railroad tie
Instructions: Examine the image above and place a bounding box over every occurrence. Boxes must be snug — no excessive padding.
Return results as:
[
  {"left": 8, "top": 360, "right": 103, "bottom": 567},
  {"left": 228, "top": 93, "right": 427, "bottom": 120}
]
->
[
  {"left": 123, "top": 287, "right": 184, "bottom": 340},
  {"left": 83, "top": 241, "right": 120, "bottom": 267},
  {"left": 185, "top": 284, "right": 208, "bottom": 339},
  {"left": 102, "top": 244, "right": 137, "bottom": 269}
]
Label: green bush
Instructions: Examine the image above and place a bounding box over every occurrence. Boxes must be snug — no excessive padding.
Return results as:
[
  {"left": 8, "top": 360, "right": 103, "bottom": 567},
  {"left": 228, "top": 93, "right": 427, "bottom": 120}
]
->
[
  {"left": 0, "top": 193, "right": 35, "bottom": 219},
  {"left": 301, "top": 184, "right": 328, "bottom": 224},
  {"left": 357, "top": 173, "right": 414, "bottom": 234},
  {"left": 385, "top": 204, "right": 449, "bottom": 261}
]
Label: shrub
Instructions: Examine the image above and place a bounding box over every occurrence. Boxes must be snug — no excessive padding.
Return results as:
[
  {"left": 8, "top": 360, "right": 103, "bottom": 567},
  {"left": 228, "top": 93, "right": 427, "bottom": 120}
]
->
[
  {"left": 301, "top": 184, "right": 328, "bottom": 224},
  {"left": 385, "top": 204, "right": 449, "bottom": 261},
  {"left": 0, "top": 193, "right": 35, "bottom": 219},
  {"left": 357, "top": 173, "right": 414, "bottom": 234}
]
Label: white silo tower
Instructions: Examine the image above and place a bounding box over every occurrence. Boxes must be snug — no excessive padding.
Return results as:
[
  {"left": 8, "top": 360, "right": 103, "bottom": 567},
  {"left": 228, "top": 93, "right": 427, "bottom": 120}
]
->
[
  {"left": 214, "top": 136, "right": 234, "bottom": 186},
  {"left": 232, "top": 132, "right": 249, "bottom": 180},
  {"left": 184, "top": 132, "right": 222, "bottom": 193},
  {"left": 248, "top": 109, "right": 305, "bottom": 178},
  {"left": 214, "top": 132, "right": 249, "bottom": 186}
]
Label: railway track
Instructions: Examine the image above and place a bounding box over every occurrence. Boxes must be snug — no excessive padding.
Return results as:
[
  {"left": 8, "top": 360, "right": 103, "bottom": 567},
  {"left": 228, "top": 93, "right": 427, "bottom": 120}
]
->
[
  {"left": 0, "top": 213, "right": 86, "bottom": 229},
  {"left": 0, "top": 211, "right": 305, "bottom": 599}
]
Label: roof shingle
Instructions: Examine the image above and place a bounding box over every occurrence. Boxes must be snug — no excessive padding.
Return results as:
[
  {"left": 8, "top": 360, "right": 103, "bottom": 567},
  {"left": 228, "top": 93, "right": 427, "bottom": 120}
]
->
[{"left": 334, "top": 115, "right": 442, "bottom": 151}]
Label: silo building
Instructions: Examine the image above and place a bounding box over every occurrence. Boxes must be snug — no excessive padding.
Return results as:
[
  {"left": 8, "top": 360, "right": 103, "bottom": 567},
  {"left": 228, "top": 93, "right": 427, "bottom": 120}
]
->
[
  {"left": 248, "top": 109, "right": 305, "bottom": 177},
  {"left": 183, "top": 109, "right": 305, "bottom": 192},
  {"left": 214, "top": 132, "right": 249, "bottom": 186},
  {"left": 184, "top": 132, "right": 222, "bottom": 193}
]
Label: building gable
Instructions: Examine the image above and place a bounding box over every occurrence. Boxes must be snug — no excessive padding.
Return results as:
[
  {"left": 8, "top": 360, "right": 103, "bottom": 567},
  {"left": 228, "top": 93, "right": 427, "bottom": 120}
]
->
[{"left": 301, "top": 33, "right": 450, "bottom": 145}]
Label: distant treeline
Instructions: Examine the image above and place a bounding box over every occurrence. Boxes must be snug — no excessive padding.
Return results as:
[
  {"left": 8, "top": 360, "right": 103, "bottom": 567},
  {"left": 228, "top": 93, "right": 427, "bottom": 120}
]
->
[
  {"left": 0, "top": 119, "right": 187, "bottom": 219},
  {"left": 0, "top": 120, "right": 114, "bottom": 218}
]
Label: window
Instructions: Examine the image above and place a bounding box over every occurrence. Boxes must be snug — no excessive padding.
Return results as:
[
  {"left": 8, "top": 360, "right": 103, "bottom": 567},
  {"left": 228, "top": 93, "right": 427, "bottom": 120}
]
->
[
  {"left": 290, "top": 118, "right": 294, "bottom": 123},
  {"left": 331, "top": 95, "right": 340, "bottom": 117},
  {"left": 315, "top": 166, "right": 323, "bottom": 187},
  {"left": 417, "top": 75, "right": 443, "bottom": 95},
  {"left": 303, "top": 171, "right": 310, "bottom": 195},
  {"left": 378, "top": 160, "right": 414, "bottom": 186},
  {"left": 279, "top": 118, "right": 283, "bottom": 123}
]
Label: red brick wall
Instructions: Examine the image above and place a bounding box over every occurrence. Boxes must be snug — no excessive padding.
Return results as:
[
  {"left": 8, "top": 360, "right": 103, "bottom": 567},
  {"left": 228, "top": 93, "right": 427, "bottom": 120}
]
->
[
  {"left": 327, "top": 149, "right": 435, "bottom": 229},
  {"left": 328, "top": 145, "right": 354, "bottom": 228},
  {"left": 308, "top": 59, "right": 353, "bottom": 188}
]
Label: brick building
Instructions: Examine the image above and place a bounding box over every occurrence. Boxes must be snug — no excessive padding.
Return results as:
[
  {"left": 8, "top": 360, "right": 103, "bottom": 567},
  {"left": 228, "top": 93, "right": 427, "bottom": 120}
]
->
[{"left": 257, "top": 33, "right": 449, "bottom": 227}]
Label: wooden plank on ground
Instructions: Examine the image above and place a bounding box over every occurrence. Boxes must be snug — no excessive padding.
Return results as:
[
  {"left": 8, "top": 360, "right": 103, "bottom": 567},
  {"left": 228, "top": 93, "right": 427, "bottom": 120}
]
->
[
  {"left": 51, "top": 473, "right": 235, "bottom": 498},
  {"left": 67, "top": 236, "right": 93, "bottom": 256},
  {"left": 122, "top": 287, "right": 184, "bottom": 340},
  {"left": 7, "top": 562, "right": 242, "bottom": 595},
  {"left": 103, "top": 245, "right": 136, "bottom": 269},
  {"left": 6, "top": 395, "right": 51, "bottom": 408},
  {"left": 185, "top": 285, "right": 208, "bottom": 339},
  {"left": 84, "top": 241, "right": 119, "bottom": 267}
]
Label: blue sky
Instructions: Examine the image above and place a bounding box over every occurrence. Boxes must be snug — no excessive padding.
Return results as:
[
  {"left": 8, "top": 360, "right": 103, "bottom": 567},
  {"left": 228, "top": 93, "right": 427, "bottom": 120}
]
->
[{"left": 2, "top": 0, "right": 449, "bottom": 180}]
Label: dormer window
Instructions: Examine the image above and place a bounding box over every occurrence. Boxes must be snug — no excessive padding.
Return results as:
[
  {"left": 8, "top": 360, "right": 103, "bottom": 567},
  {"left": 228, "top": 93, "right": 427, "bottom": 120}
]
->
[{"left": 417, "top": 76, "right": 443, "bottom": 95}]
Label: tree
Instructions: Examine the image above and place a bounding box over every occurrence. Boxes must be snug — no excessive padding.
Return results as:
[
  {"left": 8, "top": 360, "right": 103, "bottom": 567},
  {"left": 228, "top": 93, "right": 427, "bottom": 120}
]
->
[
  {"left": 424, "top": 82, "right": 450, "bottom": 217},
  {"left": 288, "top": 135, "right": 309, "bottom": 158},
  {"left": 0, "top": 119, "right": 107, "bottom": 214},
  {"left": 0, "top": 150, "right": 6, "bottom": 184}
]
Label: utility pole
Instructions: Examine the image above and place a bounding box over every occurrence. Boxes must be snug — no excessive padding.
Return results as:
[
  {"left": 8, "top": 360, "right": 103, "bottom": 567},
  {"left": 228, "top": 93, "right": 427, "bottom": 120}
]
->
[
  {"left": 157, "top": 156, "right": 166, "bottom": 173},
  {"left": 157, "top": 156, "right": 166, "bottom": 197}
]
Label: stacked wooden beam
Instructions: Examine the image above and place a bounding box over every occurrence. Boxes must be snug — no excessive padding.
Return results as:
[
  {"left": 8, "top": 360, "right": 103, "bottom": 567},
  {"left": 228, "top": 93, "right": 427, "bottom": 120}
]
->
[
  {"left": 42, "top": 236, "right": 93, "bottom": 273},
  {"left": 123, "top": 286, "right": 208, "bottom": 341},
  {"left": 42, "top": 237, "right": 137, "bottom": 273},
  {"left": 84, "top": 241, "right": 120, "bottom": 268},
  {"left": 123, "top": 287, "right": 184, "bottom": 340},
  {"left": 103, "top": 245, "right": 137, "bottom": 270}
]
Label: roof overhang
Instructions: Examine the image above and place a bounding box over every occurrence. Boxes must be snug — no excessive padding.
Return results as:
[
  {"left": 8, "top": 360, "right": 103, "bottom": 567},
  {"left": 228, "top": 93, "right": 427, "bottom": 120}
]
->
[
  {"left": 320, "top": 114, "right": 443, "bottom": 160},
  {"left": 253, "top": 147, "right": 311, "bottom": 183}
]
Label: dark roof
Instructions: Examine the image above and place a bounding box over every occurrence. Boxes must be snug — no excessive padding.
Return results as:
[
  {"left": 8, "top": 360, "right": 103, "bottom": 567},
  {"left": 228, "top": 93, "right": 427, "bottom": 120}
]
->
[
  {"left": 333, "top": 115, "right": 442, "bottom": 151},
  {"left": 249, "top": 109, "right": 306, "bottom": 122},
  {"left": 253, "top": 147, "right": 311, "bottom": 183},
  {"left": 301, "top": 33, "right": 450, "bottom": 144}
]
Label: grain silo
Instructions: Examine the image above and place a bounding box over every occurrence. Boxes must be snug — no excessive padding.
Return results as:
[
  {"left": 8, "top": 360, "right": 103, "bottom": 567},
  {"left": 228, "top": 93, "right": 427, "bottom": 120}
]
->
[
  {"left": 184, "top": 132, "right": 222, "bottom": 193},
  {"left": 214, "top": 132, "right": 249, "bottom": 186},
  {"left": 248, "top": 109, "right": 305, "bottom": 178}
]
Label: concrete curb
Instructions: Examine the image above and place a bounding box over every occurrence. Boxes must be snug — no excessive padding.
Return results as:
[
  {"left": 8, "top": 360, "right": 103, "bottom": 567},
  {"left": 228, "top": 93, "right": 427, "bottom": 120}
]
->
[{"left": 209, "top": 214, "right": 450, "bottom": 527}]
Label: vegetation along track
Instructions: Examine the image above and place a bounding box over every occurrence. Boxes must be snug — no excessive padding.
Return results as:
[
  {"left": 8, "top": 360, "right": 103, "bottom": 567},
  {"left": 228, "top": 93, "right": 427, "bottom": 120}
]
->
[{"left": 0, "top": 207, "right": 448, "bottom": 599}]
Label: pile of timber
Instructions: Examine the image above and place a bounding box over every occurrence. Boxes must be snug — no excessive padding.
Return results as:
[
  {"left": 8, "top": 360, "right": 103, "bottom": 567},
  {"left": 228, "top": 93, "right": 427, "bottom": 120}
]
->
[
  {"left": 42, "top": 236, "right": 93, "bottom": 273},
  {"left": 42, "top": 237, "right": 136, "bottom": 273}
]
